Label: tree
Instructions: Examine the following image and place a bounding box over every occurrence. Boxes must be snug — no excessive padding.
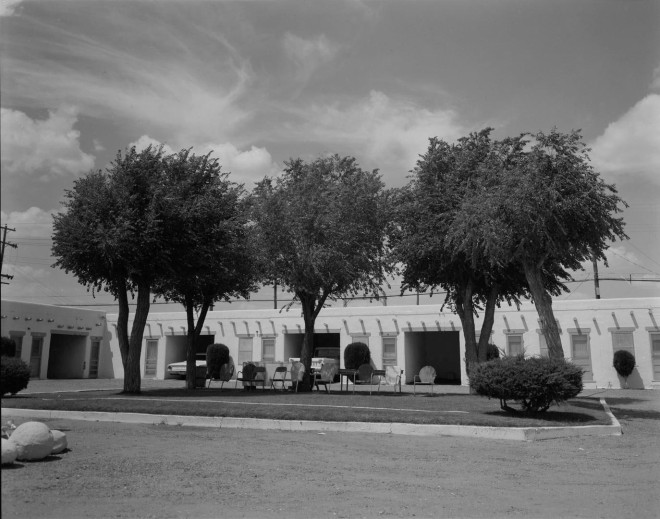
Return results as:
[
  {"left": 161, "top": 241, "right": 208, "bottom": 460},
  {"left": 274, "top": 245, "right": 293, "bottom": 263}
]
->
[
  {"left": 250, "top": 155, "right": 392, "bottom": 390},
  {"left": 152, "top": 149, "right": 257, "bottom": 389},
  {"left": 52, "top": 145, "right": 171, "bottom": 394},
  {"left": 391, "top": 130, "right": 533, "bottom": 371},
  {"left": 446, "top": 129, "right": 628, "bottom": 358}
]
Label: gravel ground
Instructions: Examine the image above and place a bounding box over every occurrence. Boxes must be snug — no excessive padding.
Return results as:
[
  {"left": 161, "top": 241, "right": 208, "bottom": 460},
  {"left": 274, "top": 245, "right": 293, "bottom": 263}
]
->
[{"left": 1, "top": 386, "right": 658, "bottom": 519}]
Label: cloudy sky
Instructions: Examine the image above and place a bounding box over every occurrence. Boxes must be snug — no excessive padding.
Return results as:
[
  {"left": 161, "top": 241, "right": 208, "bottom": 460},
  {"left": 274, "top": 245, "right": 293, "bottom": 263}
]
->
[{"left": 1, "top": 0, "right": 659, "bottom": 311}]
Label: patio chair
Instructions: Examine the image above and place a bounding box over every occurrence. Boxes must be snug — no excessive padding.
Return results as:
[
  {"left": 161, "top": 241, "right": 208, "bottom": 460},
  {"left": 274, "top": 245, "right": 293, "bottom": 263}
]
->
[
  {"left": 290, "top": 361, "right": 305, "bottom": 393},
  {"left": 413, "top": 365, "right": 437, "bottom": 395},
  {"left": 235, "top": 362, "right": 266, "bottom": 391},
  {"left": 313, "top": 363, "right": 338, "bottom": 394},
  {"left": 354, "top": 363, "right": 385, "bottom": 395},
  {"left": 385, "top": 366, "right": 404, "bottom": 393},
  {"left": 207, "top": 358, "right": 235, "bottom": 389},
  {"left": 270, "top": 366, "right": 288, "bottom": 391}
]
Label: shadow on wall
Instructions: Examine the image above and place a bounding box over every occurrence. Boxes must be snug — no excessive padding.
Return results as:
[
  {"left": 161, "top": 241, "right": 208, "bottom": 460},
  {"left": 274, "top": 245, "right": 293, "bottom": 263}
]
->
[{"left": 617, "top": 369, "right": 645, "bottom": 389}]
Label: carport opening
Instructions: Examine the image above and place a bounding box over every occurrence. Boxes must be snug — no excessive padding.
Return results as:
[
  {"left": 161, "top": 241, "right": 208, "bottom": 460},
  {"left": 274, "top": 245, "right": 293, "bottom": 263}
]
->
[
  {"left": 47, "top": 333, "right": 87, "bottom": 379},
  {"left": 283, "top": 333, "right": 340, "bottom": 360},
  {"left": 164, "top": 334, "right": 216, "bottom": 367},
  {"left": 404, "top": 331, "right": 461, "bottom": 385}
]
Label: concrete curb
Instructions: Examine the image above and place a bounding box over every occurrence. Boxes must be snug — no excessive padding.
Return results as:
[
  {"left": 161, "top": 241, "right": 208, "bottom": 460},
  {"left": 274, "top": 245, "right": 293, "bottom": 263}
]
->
[{"left": 1, "top": 398, "right": 621, "bottom": 441}]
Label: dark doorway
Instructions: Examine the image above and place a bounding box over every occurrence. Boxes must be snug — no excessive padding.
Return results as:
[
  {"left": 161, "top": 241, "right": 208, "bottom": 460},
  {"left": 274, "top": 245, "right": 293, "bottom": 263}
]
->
[{"left": 404, "top": 331, "right": 461, "bottom": 384}]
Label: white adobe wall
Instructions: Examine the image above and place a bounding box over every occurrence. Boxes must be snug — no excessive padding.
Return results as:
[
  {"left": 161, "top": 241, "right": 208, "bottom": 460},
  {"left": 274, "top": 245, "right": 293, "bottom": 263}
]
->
[
  {"left": 1, "top": 300, "right": 111, "bottom": 379},
  {"left": 107, "top": 297, "right": 659, "bottom": 389}
]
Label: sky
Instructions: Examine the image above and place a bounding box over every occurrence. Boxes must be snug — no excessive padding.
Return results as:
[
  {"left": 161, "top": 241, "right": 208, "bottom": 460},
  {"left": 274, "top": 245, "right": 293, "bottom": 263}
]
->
[{"left": 1, "top": 0, "right": 659, "bottom": 312}]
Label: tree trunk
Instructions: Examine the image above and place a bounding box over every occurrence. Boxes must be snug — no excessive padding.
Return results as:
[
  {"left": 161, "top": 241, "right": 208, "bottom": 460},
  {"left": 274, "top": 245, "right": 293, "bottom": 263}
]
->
[
  {"left": 297, "top": 290, "right": 330, "bottom": 392},
  {"left": 455, "top": 280, "right": 478, "bottom": 374},
  {"left": 185, "top": 298, "right": 197, "bottom": 390},
  {"left": 477, "top": 285, "right": 499, "bottom": 362},
  {"left": 123, "top": 281, "right": 151, "bottom": 393},
  {"left": 523, "top": 260, "right": 564, "bottom": 359},
  {"left": 298, "top": 293, "right": 316, "bottom": 392},
  {"left": 115, "top": 278, "right": 130, "bottom": 370},
  {"left": 185, "top": 298, "right": 211, "bottom": 390}
]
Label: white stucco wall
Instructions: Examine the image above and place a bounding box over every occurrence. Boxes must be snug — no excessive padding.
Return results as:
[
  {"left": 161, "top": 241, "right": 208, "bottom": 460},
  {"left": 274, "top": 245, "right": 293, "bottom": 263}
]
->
[
  {"left": 1, "top": 300, "right": 111, "bottom": 379},
  {"left": 104, "top": 297, "right": 659, "bottom": 389},
  {"left": 4, "top": 297, "right": 658, "bottom": 388}
]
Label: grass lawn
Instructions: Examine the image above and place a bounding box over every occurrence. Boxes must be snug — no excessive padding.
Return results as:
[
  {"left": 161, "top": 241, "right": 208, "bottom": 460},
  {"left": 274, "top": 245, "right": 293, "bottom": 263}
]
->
[{"left": 1, "top": 386, "right": 612, "bottom": 428}]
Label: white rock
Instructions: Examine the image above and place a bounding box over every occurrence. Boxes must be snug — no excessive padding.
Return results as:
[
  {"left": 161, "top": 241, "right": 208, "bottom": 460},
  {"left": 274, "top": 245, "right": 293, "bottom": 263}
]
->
[
  {"left": 1, "top": 438, "right": 18, "bottom": 465},
  {"left": 50, "top": 430, "right": 68, "bottom": 454},
  {"left": 9, "top": 422, "right": 54, "bottom": 461}
]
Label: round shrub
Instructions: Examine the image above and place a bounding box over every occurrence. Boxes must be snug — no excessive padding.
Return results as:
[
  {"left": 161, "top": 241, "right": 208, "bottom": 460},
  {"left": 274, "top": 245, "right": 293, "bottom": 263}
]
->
[
  {"left": 1, "top": 356, "right": 31, "bottom": 396},
  {"left": 469, "top": 355, "right": 583, "bottom": 414},
  {"left": 613, "top": 350, "right": 635, "bottom": 379},
  {"left": 343, "top": 342, "right": 371, "bottom": 370},
  {"left": 1, "top": 337, "right": 16, "bottom": 357},
  {"left": 206, "top": 343, "right": 230, "bottom": 379},
  {"left": 486, "top": 343, "right": 500, "bottom": 361}
]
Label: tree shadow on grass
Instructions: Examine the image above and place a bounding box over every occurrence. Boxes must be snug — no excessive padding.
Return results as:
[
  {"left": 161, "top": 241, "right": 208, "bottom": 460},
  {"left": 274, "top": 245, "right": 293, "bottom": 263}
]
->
[
  {"left": 607, "top": 408, "right": 660, "bottom": 421},
  {"left": 483, "top": 409, "right": 603, "bottom": 424}
]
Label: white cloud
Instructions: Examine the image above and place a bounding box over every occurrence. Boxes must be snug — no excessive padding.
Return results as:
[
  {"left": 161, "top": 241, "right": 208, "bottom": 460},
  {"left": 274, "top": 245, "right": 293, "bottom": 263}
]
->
[
  {"left": 0, "top": 106, "right": 95, "bottom": 181},
  {"left": 3, "top": 8, "right": 254, "bottom": 146},
  {"left": 130, "top": 135, "right": 278, "bottom": 185},
  {"left": 287, "top": 90, "right": 464, "bottom": 182},
  {"left": 0, "top": 207, "right": 56, "bottom": 238},
  {"left": 589, "top": 94, "right": 660, "bottom": 185},
  {"left": 283, "top": 32, "right": 339, "bottom": 84},
  {"left": 129, "top": 135, "right": 176, "bottom": 156},
  {"left": 207, "top": 142, "right": 278, "bottom": 182},
  {"left": 0, "top": 0, "right": 22, "bottom": 17}
]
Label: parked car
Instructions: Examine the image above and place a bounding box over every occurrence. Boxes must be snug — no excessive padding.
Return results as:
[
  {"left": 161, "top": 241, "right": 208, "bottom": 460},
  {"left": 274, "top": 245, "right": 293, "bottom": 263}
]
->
[{"left": 167, "top": 353, "right": 206, "bottom": 379}]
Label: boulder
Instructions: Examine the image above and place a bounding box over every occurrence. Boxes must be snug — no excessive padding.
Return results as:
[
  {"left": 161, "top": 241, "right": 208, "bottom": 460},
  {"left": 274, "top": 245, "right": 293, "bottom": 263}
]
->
[
  {"left": 9, "top": 421, "right": 54, "bottom": 461},
  {"left": 1, "top": 438, "right": 18, "bottom": 465},
  {"left": 50, "top": 430, "right": 68, "bottom": 454}
]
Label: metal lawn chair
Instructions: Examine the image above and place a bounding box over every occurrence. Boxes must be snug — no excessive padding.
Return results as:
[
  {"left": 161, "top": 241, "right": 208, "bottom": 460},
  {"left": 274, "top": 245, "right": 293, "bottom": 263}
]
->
[{"left": 413, "top": 365, "right": 437, "bottom": 395}]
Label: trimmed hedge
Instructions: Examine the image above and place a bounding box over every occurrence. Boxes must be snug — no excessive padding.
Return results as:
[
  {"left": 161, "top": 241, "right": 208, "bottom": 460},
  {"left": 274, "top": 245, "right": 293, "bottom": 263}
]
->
[
  {"left": 613, "top": 350, "right": 635, "bottom": 379},
  {"left": 206, "top": 343, "right": 230, "bottom": 379},
  {"left": 1, "top": 356, "right": 31, "bottom": 396},
  {"left": 486, "top": 343, "right": 500, "bottom": 361},
  {"left": 469, "top": 355, "right": 583, "bottom": 414},
  {"left": 344, "top": 342, "right": 371, "bottom": 370},
  {"left": 1, "top": 336, "right": 16, "bottom": 357}
]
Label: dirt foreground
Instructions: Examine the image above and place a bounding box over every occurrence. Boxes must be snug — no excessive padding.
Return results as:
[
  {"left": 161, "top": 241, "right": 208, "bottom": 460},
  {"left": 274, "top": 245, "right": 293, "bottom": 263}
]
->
[{"left": 2, "top": 389, "right": 659, "bottom": 519}]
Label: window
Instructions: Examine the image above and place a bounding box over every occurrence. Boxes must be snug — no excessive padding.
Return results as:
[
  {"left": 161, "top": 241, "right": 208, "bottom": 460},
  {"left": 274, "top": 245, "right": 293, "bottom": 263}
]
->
[
  {"left": 29, "top": 336, "right": 44, "bottom": 378},
  {"left": 262, "top": 337, "right": 275, "bottom": 362},
  {"left": 612, "top": 331, "right": 635, "bottom": 356},
  {"left": 144, "top": 339, "right": 158, "bottom": 377},
  {"left": 651, "top": 333, "right": 660, "bottom": 381},
  {"left": 538, "top": 333, "right": 549, "bottom": 358},
  {"left": 571, "top": 333, "right": 593, "bottom": 382},
  {"left": 351, "top": 336, "right": 369, "bottom": 347},
  {"left": 382, "top": 337, "right": 397, "bottom": 368},
  {"left": 9, "top": 333, "right": 23, "bottom": 360},
  {"left": 507, "top": 334, "right": 523, "bottom": 356},
  {"left": 238, "top": 337, "right": 253, "bottom": 366}
]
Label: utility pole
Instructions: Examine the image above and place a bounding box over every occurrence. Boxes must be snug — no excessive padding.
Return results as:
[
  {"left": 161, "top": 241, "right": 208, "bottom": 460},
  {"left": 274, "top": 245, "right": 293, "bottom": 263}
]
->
[
  {"left": 1, "top": 224, "right": 17, "bottom": 285},
  {"left": 273, "top": 281, "right": 278, "bottom": 310},
  {"left": 592, "top": 254, "right": 601, "bottom": 299}
]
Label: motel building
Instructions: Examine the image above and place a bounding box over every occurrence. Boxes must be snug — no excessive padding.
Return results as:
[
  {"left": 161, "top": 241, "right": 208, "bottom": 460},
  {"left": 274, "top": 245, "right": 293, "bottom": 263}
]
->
[{"left": 2, "top": 297, "right": 660, "bottom": 390}]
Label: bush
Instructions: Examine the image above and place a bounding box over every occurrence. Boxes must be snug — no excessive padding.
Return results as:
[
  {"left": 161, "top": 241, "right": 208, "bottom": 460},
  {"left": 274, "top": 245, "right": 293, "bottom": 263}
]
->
[
  {"left": 206, "top": 343, "right": 230, "bottom": 379},
  {"left": 1, "top": 356, "right": 31, "bottom": 396},
  {"left": 1, "top": 337, "right": 16, "bottom": 357},
  {"left": 486, "top": 343, "right": 500, "bottom": 360},
  {"left": 613, "top": 350, "right": 635, "bottom": 379},
  {"left": 343, "top": 342, "right": 371, "bottom": 370},
  {"left": 469, "top": 355, "right": 583, "bottom": 414}
]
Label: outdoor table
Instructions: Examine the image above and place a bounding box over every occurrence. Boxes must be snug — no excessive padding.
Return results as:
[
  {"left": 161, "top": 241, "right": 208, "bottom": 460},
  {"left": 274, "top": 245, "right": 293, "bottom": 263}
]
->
[{"left": 338, "top": 368, "right": 357, "bottom": 392}]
